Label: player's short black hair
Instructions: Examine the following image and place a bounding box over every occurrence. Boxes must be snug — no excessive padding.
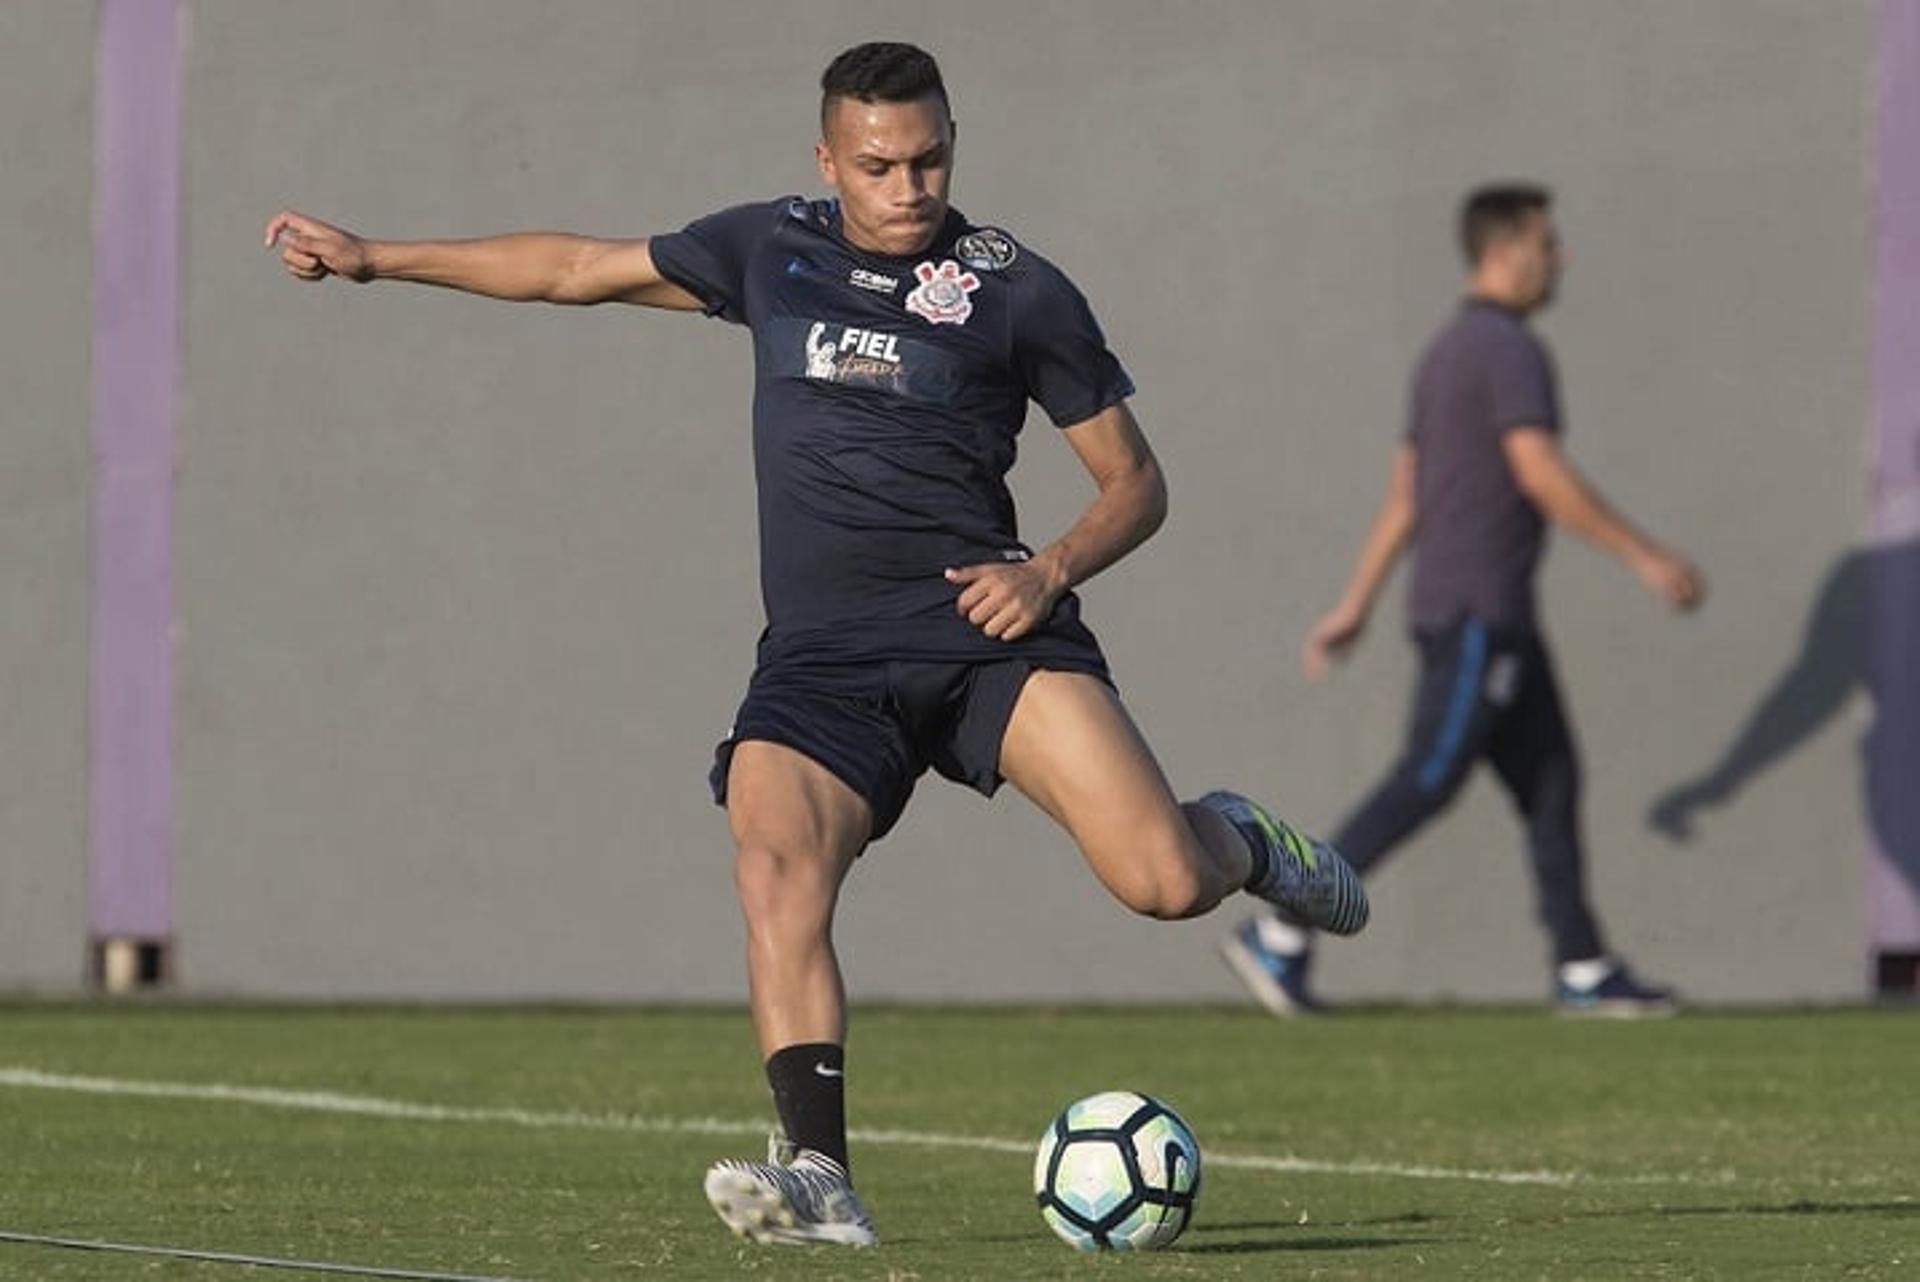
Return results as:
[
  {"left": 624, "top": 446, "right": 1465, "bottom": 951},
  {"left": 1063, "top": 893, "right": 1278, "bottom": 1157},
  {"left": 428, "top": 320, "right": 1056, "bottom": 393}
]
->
[
  {"left": 1459, "top": 184, "right": 1553, "bottom": 265},
  {"left": 820, "top": 42, "right": 949, "bottom": 128}
]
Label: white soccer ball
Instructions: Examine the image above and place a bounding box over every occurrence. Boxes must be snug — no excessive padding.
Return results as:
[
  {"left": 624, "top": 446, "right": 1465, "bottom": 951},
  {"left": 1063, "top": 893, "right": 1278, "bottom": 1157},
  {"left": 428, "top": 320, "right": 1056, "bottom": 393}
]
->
[{"left": 1033, "top": 1090, "right": 1202, "bottom": 1250}]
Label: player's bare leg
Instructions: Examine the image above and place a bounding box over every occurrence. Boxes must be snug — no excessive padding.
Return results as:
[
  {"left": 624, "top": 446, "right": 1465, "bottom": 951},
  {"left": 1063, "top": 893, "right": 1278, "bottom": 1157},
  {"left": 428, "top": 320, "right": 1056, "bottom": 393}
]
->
[
  {"left": 704, "top": 741, "right": 877, "bottom": 1247},
  {"left": 998, "top": 670, "right": 1244, "bottom": 915},
  {"left": 1000, "top": 670, "right": 1367, "bottom": 932},
  {"left": 726, "top": 741, "right": 867, "bottom": 1054}
]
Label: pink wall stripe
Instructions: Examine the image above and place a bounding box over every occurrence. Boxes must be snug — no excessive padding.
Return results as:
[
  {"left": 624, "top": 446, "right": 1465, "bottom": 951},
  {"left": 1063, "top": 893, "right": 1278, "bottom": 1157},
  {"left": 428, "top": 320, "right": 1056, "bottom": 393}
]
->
[
  {"left": 1868, "top": 0, "right": 1920, "bottom": 952},
  {"left": 89, "top": 0, "right": 181, "bottom": 940}
]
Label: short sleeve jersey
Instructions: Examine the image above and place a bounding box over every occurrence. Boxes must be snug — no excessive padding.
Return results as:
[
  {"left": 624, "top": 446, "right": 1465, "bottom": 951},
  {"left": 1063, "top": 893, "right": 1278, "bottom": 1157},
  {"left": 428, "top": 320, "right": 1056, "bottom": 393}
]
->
[
  {"left": 648, "top": 197, "right": 1134, "bottom": 662},
  {"left": 1405, "top": 298, "right": 1562, "bottom": 631}
]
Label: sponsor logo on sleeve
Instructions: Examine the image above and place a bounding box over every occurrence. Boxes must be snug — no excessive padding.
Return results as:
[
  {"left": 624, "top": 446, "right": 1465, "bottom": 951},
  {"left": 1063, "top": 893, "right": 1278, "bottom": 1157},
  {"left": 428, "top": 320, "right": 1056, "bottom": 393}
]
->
[
  {"left": 955, "top": 228, "right": 1017, "bottom": 272},
  {"left": 904, "top": 259, "right": 981, "bottom": 326}
]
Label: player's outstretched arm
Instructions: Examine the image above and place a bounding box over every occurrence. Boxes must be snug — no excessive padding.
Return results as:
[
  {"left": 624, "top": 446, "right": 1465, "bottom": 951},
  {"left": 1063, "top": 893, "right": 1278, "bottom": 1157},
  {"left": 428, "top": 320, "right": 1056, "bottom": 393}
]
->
[
  {"left": 1503, "top": 427, "right": 1705, "bottom": 611},
  {"left": 262, "top": 210, "right": 703, "bottom": 309},
  {"left": 945, "top": 401, "right": 1165, "bottom": 643},
  {"left": 1303, "top": 443, "right": 1416, "bottom": 679}
]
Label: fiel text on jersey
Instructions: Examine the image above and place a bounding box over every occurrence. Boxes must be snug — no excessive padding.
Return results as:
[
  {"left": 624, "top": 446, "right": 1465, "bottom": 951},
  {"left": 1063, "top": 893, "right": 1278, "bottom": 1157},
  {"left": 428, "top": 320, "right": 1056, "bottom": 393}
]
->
[{"left": 804, "top": 322, "right": 905, "bottom": 386}]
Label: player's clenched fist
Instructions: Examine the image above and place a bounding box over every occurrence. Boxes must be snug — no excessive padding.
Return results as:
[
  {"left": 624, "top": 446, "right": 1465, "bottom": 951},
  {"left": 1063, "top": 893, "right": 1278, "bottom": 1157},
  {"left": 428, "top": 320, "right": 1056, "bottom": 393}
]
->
[
  {"left": 945, "top": 560, "right": 1066, "bottom": 642},
  {"left": 264, "top": 210, "right": 374, "bottom": 282}
]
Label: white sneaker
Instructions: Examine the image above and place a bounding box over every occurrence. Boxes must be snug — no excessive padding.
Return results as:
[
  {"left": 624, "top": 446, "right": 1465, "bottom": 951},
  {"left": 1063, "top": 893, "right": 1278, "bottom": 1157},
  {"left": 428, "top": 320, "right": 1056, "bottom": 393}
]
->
[
  {"left": 1196, "top": 791, "right": 1369, "bottom": 936},
  {"left": 703, "top": 1142, "right": 877, "bottom": 1247}
]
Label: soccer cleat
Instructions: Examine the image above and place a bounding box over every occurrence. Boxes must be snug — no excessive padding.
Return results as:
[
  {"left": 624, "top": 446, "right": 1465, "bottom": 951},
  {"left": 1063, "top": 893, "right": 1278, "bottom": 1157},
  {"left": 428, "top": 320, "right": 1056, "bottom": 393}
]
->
[
  {"left": 1555, "top": 963, "right": 1678, "bottom": 1018},
  {"left": 1196, "top": 791, "right": 1369, "bottom": 936},
  {"left": 703, "top": 1141, "right": 877, "bottom": 1247},
  {"left": 1218, "top": 916, "right": 1324, "bottom": 1015}
]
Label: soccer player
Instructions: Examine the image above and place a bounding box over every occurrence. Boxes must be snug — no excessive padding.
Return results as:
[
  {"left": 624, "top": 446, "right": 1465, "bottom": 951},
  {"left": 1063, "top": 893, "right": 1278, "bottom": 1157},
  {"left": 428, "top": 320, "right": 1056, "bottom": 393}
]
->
[
  {"left": 266, "top": 42, "right": 1367, "bottom": 1247},
  {"left": 1220, "top": 185, "right": 1704, "bottom": 1018}
]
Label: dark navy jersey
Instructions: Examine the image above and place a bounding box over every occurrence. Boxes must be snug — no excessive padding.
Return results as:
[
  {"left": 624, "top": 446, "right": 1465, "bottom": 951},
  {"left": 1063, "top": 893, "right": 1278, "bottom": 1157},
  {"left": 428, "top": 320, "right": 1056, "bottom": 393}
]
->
[{"left": 648, "top": 197, "right": 1133, "bottom": 663}]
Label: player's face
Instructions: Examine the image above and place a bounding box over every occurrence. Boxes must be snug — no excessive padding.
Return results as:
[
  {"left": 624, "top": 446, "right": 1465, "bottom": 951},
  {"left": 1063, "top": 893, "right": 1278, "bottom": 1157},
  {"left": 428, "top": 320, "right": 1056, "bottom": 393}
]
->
[{"left": 816, "top": 94, "right": 955, "bottom": 257}]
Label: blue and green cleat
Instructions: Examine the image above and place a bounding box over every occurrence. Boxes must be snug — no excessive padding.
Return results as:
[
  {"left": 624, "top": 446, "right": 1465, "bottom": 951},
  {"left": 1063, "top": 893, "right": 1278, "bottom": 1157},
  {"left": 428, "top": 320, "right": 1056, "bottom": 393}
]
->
[{"left": 1196, "top": 791, "right": 1369, "bottom": 937}]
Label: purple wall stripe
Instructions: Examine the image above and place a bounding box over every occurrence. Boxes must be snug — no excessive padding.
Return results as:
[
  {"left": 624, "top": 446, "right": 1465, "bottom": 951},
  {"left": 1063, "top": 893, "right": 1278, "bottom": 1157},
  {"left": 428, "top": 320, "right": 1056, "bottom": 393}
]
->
[
  {"left": 1869, "top": 0, "right": 1920, "bottom": 952},
  {"left": 89, "top": 0, "right": 181, "bottom": 941}
]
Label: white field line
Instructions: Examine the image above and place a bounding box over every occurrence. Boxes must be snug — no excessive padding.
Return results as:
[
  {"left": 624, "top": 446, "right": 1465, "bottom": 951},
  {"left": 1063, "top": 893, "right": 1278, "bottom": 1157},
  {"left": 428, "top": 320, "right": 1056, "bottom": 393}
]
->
[
  {"left": 0, "top": 1066, "right": 1724, "bottom": 1189},
  {"left": 0, "top": 1229, "right": 530, "bottom": 1282}
]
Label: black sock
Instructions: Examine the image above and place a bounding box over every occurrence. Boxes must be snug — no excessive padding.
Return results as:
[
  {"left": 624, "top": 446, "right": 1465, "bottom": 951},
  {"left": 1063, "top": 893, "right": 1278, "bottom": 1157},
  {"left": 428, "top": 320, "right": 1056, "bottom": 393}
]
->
[
  {"left": 764, "top": 1042, "right": 849, "bottom": 1176},
  {"left": 1235, "top": 821, "right": 1273, "bottom": 892}
]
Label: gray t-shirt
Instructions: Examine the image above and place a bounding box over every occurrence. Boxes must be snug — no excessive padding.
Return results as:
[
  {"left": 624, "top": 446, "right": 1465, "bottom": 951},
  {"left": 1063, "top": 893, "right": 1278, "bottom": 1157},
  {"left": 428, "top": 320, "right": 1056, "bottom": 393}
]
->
[{"left": 1405, "top": 298, "right": 1561, "bottom": 631}]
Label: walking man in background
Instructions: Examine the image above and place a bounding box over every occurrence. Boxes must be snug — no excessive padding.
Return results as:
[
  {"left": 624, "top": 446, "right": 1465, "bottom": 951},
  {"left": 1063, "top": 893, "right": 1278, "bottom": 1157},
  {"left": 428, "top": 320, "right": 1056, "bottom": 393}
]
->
[
  {"left": 268, "top": 42, "right": 1367, "bottom": 1248},
  {"left": 1221, "top": 185, "right": 1704, "bottom": 1017}
]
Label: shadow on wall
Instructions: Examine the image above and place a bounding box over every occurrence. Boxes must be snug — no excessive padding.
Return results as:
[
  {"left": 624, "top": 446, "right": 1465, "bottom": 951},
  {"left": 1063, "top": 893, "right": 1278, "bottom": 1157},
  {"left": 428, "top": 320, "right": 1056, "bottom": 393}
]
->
[{"left": 1646, "top": 539, "right": 1920, "bottom": 917}]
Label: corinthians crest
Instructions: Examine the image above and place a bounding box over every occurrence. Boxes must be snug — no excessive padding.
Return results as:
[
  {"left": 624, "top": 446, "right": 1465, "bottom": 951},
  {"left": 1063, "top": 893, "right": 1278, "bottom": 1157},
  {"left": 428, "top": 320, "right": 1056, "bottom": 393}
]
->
[{"left": 905, "top": 259, "right": 981, "bottom": 326}]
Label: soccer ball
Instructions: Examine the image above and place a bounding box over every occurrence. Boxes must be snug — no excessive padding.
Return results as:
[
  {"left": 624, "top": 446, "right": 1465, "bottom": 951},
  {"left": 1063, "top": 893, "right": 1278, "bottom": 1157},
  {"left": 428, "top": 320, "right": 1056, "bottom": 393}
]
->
[{"left": 1033, "top": 1090, "right": 1201, "bottom": 1250}]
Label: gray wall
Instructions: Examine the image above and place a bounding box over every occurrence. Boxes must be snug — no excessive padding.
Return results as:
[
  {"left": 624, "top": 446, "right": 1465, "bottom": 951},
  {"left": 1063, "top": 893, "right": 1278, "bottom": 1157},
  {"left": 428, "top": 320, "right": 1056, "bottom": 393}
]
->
[
  {"left": 0, "top": 2, "right": 93, "bottom": 991},
  {"left": 7, "top": 1, "right": 1875, "bottom": 1001}
]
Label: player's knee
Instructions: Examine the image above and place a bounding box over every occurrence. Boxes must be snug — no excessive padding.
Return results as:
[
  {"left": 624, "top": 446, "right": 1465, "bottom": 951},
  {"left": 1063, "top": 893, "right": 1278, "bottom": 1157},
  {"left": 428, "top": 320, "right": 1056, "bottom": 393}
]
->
[
  {"left": 1135, "top": 879, "right": 1214, "bottom": 921},
  {"left": 1113, "top": 847, "right": 1219, "bottom": 922},
  {"left": 732, "top": 840, "right": 835, "bottom": 928}
]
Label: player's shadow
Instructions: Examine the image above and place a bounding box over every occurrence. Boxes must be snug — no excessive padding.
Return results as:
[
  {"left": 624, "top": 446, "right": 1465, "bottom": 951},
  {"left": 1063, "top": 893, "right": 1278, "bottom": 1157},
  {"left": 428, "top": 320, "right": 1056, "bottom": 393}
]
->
[
  {"left": 1178, "top": 1209, "right": 1445, "bottom": 1255},
  {"left": 964, "top": 1221, "right": 1436, "bottom": 1254},
  {"left": 1646, "top": 539, "right": 1920, "bottom": 907},
  {"left": 1567, "top": 1198, "right": 1919, "bottom": 1222},
  {"left": 1189, "top": 1210, "right": 1446, "bottom": 1233},
  {"left": 1178, "top": 1233, "right": 1437, "bottom": 1256}
]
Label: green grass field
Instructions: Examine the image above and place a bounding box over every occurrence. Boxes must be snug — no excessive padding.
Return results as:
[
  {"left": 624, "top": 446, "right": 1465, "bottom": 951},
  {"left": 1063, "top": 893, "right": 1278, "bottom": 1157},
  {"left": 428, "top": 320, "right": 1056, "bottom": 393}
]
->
[{"left": 1, "top": 1004, "right": 1914, "bottom": 1280}]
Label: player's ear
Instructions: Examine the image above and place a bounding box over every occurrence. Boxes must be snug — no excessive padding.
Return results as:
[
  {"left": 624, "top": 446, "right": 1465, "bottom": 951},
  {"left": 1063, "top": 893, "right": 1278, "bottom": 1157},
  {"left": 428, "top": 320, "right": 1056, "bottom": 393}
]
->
[{"left": 814, "top": 139, "right": 838, "bottom": 190}]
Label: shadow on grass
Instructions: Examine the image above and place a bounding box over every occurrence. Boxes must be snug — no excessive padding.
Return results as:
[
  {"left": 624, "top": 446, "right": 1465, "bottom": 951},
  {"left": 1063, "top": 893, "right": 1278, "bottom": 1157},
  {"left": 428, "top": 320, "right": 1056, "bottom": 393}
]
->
[
  {"left": 1574, "top": 1199, "right": 1917, "bottom": 1222},
  {"left": 1192, "top": 1210, "right": 1447, "bottom": 1233},
  {"left": 1180, "top": 1234, "right": 1438, "bottom": 1257},
  {"left": 957, "top": 1229, "right": 1437, "bottom": 1254}
]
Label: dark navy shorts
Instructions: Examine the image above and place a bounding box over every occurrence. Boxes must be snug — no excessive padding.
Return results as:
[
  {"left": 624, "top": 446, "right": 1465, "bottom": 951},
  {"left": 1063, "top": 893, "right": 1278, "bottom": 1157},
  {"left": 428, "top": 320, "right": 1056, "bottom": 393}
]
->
[{"left": 710, "top": 649, "right": 1110, "bottom": 841}]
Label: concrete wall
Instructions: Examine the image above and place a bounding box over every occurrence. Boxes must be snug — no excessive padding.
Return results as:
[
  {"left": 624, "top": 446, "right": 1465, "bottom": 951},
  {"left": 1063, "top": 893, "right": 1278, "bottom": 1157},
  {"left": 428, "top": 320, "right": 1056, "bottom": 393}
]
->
[
  {"left": 0, "top": 2, "right": 93, "bottom": 990},
  {"left": 5, "top": 1, "right": 1875, "bottom": 1001}
]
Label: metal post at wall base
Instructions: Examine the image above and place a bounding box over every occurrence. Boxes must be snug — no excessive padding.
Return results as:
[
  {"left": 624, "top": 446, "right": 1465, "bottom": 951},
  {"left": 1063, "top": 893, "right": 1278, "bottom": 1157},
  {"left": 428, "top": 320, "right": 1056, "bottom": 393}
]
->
[
  {"left": 88, "top": 936, "right": 173, "bottom": 994},
  {"left": 1872, "top": 951, "right": 1920, "bottom": 1002},
  {"left": 90, "top": 0, "right": 181, "bottom": 985}
]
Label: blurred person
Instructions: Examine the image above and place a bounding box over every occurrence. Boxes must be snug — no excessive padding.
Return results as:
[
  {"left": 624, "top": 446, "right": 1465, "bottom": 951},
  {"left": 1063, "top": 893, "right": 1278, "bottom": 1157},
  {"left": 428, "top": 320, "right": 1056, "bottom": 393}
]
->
[
  {"left": 267, "top": 42, "right": 1367, "bottom": 1248},
  {"left": 1220, "top": 185, "right": 1704, "bottom": 1018}
]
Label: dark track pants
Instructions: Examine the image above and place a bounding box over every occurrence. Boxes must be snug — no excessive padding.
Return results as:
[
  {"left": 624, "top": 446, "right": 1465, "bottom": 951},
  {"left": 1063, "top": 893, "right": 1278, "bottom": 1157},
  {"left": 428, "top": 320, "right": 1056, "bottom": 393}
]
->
[{"left": 1331, "top": 619, "right": 1605, "bottom": 964}]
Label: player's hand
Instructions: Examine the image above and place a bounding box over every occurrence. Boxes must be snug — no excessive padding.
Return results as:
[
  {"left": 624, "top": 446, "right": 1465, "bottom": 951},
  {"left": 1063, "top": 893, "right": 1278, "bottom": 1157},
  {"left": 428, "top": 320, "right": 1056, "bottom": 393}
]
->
[
  {"left": 945, "top": 559, "right": 1066, "bottom": 642},
  {"left": 1302, "top": 602, "right": 1368, "bottom": 680},
  {"left": 1634, "top": 548, "right": 1706, "bottom": 613},
  {"left": 264, "top": 210, "right": 374, "bottom": 283}
]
